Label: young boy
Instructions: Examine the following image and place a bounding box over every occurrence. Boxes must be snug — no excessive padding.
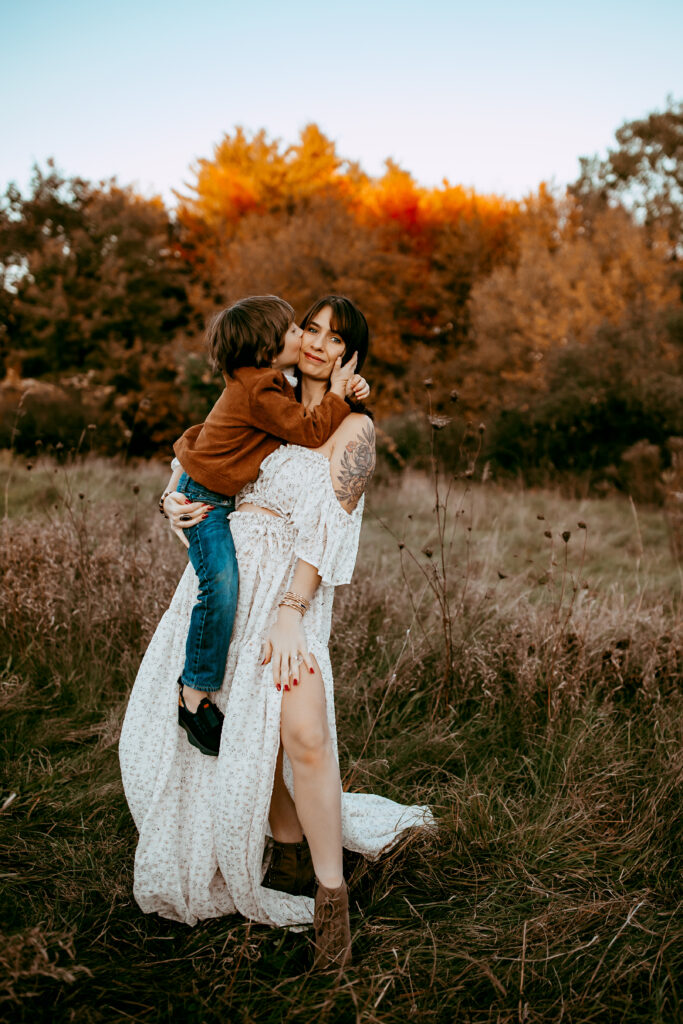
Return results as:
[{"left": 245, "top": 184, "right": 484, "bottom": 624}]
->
[{"left": 161, "top": 295, "right": 367, "bottom": 757}]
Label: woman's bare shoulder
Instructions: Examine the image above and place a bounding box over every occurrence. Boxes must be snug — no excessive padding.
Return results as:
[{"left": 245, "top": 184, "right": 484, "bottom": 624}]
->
[{"left": 334, "top": 412, "right": 375, "bottom": 444}]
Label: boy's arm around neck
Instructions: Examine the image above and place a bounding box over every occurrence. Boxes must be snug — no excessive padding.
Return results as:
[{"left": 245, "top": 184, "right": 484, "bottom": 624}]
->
[{"left": 249, "top": 370, "right": 350, "bottom": 448}]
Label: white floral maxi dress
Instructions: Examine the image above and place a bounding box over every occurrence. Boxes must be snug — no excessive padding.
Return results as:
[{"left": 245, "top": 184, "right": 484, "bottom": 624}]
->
[{"left": 119, "top": 445, "right": 433, "bottom": 928}]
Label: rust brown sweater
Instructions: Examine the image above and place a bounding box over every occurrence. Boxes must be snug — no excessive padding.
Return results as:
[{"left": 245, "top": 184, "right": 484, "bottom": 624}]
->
[{"left": 173, "top": 366, "right": 350, "bottom": 496}]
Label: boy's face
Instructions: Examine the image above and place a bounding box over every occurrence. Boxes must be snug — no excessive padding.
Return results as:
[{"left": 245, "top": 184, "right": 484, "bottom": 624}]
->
[{"left": 271, "top": 321, "right": 303, "bottom": 370}]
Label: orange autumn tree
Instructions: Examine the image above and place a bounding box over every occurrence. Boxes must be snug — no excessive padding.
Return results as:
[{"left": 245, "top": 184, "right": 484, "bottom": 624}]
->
[
  {"left": 465, "top": 188, "right": 680, "bottom": 414},
  {"left": 176, "top": 124, "right": 352, "bottom": 275},
  {"left": 351, "top": 165, "right": 520, "bottom": 392},
  {"left": 176, "top": 125, "right": 520, "bottom": 413}
]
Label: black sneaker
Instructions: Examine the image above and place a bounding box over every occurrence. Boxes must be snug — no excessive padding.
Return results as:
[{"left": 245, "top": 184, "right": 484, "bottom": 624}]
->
[{"left": 178, "top": 681, "right": 224, "bottom": 756}]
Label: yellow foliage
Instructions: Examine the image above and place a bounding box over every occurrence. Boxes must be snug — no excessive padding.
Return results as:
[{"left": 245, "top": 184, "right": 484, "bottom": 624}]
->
[{"left": 467, "top": 194, "right": 679, "bottom": 410}]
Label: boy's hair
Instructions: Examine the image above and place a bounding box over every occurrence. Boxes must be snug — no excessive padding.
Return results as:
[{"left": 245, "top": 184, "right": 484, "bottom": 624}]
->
[{"left": 207, "top": 295, "right": 295, "bottom": 375}]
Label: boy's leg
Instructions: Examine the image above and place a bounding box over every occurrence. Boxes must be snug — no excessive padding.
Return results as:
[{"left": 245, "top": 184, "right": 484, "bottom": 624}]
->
[{"left": 178, "top": 507, "right": 238, "bottom": 753}]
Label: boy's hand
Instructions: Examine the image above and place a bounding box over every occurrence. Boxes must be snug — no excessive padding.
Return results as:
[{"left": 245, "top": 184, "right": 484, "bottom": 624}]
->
[
  {"left": 346, "top": 373, "right": 370, "bottom": 402},
  {"left": 330, "top": 351, "right": 358, "bottom": 397}
]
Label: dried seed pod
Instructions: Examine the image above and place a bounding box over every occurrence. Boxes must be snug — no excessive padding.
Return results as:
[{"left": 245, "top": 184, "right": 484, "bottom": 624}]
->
[{"left": 562, "top": 531, "right": 571, "bottom": 543}]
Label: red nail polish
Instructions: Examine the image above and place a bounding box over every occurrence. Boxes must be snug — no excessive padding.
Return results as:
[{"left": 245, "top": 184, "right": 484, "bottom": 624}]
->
[
  {"left": 276, "top": 684, "right": 281, "bottom": 691},
  {"left": 185, "top": 498, "right": 191, "bottom": 503},
  {"left": 293, "top": 678, "right": 297, "bottom": 685},
  {"left": 309, "top": 667, "right": 315, "bottom": 674},
  {"left": 202, "top": 513, "right": 208, "bottom": 519}
]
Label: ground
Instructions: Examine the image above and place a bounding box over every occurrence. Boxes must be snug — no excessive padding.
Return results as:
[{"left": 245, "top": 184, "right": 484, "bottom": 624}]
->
[{"left": 0, "top": 455, "right": 680, "bottom": 1023}]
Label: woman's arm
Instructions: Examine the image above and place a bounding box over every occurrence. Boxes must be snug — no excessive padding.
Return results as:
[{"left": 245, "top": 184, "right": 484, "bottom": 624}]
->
[
  {"left": 262, "top": 559, "right": 321, "bottom": 691},
  {"left": 330, "top": 416, "right": 376, "bottom": 513},
  {"left": 162, "top": 462, "right": 182, "bottom": 501},
  {"left": 262, "top": 416, "right": 376, "bottom": 690}
]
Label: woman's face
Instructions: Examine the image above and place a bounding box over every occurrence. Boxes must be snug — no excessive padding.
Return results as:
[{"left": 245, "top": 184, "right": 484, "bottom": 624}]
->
[{"left": 298, "top": 306, "right": 346, "bottom": 381}]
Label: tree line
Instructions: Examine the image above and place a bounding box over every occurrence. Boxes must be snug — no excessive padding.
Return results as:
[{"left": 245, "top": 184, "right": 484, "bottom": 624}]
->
[{"left": 1, "top": 102, "right": 681, "bottom": 485}]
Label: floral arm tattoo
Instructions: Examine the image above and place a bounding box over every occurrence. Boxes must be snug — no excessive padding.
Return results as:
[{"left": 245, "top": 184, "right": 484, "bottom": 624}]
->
[{"left": 333, "top": 422, "right": 376, "bottom": 510}]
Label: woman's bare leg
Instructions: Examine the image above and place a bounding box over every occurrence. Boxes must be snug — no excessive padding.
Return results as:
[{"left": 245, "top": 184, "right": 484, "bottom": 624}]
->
[
  {"left": 279, "top": 657, "right": 343, "bottom": 888},
  {"left": 269, "top": 744, "right": 304, "bottom": 843}
]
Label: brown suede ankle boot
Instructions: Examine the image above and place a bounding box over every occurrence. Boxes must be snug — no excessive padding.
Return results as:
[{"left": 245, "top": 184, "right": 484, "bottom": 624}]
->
[
  {"left": 313, "top": 879, "right": 352, "bottom": 970},
  {"left": 262, "top": 838, "right": 315, "bottom": 897}
]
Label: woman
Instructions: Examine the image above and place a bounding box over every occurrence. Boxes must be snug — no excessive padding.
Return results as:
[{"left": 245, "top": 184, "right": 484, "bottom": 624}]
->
[{"left": 119, "top": 296, "right": 432, "bottom": 968}]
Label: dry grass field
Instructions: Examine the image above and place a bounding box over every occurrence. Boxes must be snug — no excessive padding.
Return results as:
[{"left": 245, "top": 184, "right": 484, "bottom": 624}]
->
[{"left": 0, "top": 454, "right": 681, "bottom": 1023}]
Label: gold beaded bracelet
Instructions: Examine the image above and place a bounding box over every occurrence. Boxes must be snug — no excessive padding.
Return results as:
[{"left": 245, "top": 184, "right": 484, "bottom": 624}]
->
[
  {"left": 284, "top": 590, "right": 310, "bottom": 611},
  {"left": 279, "top": 590, "right": 311, "bottom": 615}
]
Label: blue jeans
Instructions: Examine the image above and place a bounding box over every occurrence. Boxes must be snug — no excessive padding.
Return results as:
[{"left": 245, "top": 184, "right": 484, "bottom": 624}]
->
[{"left": 177, "top": 473, "right": 238, "bottom": 693}]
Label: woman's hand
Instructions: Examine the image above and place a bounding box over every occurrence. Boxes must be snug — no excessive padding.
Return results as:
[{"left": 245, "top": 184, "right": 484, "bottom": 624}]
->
[
  {"left": 163, "top": 491, "right": 212, "bottom": 549},
  {"left": 347, "top": 373, "right": 370, "bottom": 402},
  {"left": 261, "top": 606, "right": 314, "bottom": 691}
]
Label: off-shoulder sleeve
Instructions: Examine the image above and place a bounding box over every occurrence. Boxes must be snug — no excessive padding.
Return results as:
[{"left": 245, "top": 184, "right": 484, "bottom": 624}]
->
[{"left": 290, "top": 485, "right": 364, "bottom": 588}]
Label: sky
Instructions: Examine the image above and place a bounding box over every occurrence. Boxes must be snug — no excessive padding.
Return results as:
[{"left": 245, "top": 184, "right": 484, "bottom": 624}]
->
[{"left": 2, "top": 0, "right": 682, "bottom": 206}]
